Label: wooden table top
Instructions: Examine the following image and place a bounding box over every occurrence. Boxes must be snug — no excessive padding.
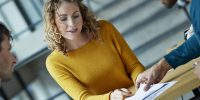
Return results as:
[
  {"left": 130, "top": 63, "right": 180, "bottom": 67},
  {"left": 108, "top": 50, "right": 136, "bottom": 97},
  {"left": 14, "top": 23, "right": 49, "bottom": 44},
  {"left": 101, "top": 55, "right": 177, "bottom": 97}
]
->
[{"left": 156, "top": 58, "right": 200, "bottom": 100}]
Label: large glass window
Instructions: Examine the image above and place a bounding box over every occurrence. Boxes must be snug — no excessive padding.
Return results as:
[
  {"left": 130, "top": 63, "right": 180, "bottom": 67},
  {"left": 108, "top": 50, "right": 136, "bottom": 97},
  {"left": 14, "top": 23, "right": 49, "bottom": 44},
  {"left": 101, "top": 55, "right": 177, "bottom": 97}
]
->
[
  {"left": 0, "top": 0, "right": 44, "bottom": 39},
  {"left": 0, "top": 0, "right": 6, "bottom": 4},
  {"left": 32, "top": 0, "right": 43, "bottom": 16},
  {"left": 19, "top": 0, "right": 42, "bottom": 25},
  {"left": 1, "top": 1, "right": 28, "bottom": 36},
  {"left": 0, "top": 13, "right": 10, "bottom": 29}
]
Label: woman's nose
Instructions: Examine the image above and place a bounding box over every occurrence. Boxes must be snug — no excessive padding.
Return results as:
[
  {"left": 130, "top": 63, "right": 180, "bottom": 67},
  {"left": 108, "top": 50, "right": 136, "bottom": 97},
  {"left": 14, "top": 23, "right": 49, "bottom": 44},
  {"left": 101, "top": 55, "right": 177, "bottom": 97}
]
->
[{"left": 67, "top": 18, "right": 75, "bottom": 27}]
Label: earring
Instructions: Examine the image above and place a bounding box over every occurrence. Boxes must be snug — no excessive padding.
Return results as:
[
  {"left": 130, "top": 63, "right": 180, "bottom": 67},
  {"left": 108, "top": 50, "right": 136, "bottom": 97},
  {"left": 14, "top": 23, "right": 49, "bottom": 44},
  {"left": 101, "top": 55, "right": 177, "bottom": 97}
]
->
[{"left": 54, "top": 33, "right": 61, "bottom": 43}]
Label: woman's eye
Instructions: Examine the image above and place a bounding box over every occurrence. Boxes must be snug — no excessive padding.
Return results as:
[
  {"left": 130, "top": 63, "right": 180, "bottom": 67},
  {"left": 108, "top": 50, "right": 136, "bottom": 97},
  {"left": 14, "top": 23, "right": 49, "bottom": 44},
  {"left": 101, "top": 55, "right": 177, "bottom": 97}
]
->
[
  {"left": 60, "top": 17, "right": 67, "bottom": 21},
  {"left": 73, "top": 15, "right": 79, "bottom": 19}
]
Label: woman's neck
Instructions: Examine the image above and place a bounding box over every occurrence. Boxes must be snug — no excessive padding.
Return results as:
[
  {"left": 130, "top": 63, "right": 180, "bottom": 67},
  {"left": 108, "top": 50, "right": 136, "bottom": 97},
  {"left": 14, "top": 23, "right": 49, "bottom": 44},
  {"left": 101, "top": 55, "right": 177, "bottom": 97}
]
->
[{"left": 65, "top": 34, "right": 91, "bottom": 51}]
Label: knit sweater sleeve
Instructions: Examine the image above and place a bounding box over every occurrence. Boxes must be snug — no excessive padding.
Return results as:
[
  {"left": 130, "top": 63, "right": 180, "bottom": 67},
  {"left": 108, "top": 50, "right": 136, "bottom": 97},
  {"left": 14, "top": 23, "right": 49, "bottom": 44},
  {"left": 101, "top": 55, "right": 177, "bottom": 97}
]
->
[{"left": 102, "top": 20, "right": 145, "bottom": 84}]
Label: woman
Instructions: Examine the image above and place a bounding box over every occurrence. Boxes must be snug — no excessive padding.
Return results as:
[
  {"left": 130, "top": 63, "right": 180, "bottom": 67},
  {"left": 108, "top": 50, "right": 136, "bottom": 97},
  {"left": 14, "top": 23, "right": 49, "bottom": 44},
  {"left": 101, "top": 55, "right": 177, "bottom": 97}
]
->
[{"left": 44, "top": 0, "right": 145, "bottom": 99}]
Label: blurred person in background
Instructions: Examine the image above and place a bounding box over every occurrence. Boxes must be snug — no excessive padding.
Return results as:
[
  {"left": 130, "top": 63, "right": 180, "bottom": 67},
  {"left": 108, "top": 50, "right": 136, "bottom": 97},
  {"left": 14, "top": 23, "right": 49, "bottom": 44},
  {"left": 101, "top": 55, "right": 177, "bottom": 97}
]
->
[{"left": 0, "top": 22, "right": 17, "bottom": 99}]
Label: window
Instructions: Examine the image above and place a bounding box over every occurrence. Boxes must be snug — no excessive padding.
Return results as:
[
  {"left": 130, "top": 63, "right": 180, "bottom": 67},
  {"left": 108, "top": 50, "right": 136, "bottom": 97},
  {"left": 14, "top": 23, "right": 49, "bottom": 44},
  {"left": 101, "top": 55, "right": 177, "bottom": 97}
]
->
[{"left": 0, "top": 0, "right": 44, "bottom": 39}]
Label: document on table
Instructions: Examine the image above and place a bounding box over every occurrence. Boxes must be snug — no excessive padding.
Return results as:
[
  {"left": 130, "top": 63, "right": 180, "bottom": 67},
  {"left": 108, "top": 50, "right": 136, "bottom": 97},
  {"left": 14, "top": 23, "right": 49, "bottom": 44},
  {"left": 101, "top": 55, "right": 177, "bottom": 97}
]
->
[{"left": 125, "top": 81, "right": 177, "bottom": 100}]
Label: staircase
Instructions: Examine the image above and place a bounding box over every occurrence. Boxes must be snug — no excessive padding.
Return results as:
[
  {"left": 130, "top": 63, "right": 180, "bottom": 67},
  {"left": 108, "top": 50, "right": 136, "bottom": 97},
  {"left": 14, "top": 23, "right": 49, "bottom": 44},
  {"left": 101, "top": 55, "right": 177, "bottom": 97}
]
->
[{"left": 90, "top": 0, "right": 190, "bottom": 68}]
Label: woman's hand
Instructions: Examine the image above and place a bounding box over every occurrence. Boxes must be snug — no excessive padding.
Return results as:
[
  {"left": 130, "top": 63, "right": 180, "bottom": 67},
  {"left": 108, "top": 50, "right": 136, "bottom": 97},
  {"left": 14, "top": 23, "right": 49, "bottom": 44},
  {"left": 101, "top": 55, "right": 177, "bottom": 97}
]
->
[{"left": 110, "top": 88, "right": 132, "bottom": 100}]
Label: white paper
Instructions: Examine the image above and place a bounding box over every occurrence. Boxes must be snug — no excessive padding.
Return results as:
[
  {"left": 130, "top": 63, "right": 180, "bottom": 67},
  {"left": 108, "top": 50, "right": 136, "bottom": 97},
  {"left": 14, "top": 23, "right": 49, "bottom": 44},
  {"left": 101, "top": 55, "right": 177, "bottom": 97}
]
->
[{"left": 125, "top": 81, "right": 177, "bottom": 100}]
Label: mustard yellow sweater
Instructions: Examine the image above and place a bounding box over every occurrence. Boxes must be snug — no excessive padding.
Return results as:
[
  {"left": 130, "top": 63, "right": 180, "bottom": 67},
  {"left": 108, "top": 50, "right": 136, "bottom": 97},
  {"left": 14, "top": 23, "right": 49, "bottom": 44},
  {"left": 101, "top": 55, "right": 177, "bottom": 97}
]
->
[{"left": 46, "top": 20, "right": 145, "bottom": 100}]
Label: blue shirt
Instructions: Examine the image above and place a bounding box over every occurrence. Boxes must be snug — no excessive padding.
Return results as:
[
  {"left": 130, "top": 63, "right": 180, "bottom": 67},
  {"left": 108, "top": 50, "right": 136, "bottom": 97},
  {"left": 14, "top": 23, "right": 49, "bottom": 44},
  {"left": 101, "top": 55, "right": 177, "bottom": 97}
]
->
[{"left": 164, "top": 0, "right": 200, "bottom": 68}]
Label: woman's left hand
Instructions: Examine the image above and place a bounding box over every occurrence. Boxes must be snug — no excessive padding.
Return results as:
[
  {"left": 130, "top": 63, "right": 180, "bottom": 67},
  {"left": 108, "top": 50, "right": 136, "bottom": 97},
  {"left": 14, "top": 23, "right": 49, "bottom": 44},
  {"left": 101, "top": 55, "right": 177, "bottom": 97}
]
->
[{"left": 110, "top": 88, "right": 133, "bottom": 100}]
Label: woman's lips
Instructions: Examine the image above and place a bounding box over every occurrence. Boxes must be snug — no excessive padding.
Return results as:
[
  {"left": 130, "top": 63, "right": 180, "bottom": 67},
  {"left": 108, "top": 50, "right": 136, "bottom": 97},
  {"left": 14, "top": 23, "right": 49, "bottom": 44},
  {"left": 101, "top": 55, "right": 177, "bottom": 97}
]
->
[{"left": 67, "top": 28, "right": 78, "bottom": 33}]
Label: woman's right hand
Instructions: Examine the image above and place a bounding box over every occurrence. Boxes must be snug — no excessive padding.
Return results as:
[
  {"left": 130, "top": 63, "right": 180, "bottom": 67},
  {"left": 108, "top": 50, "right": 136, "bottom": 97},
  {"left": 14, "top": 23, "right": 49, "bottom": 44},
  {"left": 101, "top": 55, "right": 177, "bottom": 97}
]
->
[{"left": 110, "top": 88, "right": 132, "bottom": 100}]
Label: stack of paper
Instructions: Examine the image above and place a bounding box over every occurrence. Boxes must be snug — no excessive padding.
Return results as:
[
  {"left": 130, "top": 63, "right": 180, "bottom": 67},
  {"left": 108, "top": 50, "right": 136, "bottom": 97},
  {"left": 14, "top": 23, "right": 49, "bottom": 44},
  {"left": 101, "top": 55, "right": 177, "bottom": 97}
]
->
[{"left": 125, "top": 81, "right": 177, "bottom": 100}]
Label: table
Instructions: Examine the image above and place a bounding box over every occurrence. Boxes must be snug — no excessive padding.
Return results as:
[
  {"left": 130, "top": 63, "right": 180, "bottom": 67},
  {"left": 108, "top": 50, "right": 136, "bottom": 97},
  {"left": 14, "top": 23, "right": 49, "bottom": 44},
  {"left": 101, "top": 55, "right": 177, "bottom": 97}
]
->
[
  {"left": 155, "top": 58, "right": 200, "bottom": 100},
  {"left": 156, "top": 69, "right": 200, "bottom": 99},
  {"left": 128, "top": 59, "right": 200, "bottom": 100}
]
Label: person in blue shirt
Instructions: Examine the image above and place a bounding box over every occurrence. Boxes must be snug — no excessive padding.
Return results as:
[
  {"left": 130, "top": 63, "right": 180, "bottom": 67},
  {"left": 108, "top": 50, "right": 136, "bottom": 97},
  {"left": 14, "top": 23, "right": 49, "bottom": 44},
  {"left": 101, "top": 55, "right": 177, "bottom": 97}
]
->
[{"left": 136, "top": 0, "right": 200, "bottom": 90}]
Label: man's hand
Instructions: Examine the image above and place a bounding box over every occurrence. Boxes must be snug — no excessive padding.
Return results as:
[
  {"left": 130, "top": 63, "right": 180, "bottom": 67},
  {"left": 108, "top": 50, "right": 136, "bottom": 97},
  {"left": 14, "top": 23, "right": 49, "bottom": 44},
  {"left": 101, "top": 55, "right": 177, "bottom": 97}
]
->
[{"left": 136, "top": 58, "right": 172, "bottom": 91}]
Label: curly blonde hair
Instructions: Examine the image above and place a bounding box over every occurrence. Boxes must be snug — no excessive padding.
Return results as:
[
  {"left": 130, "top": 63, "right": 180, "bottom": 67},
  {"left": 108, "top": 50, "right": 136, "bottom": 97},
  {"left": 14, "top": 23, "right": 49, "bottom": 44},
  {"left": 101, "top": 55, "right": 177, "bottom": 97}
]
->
[{"left": 44, "top": 0, "right": 99, "bottom": 54}]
